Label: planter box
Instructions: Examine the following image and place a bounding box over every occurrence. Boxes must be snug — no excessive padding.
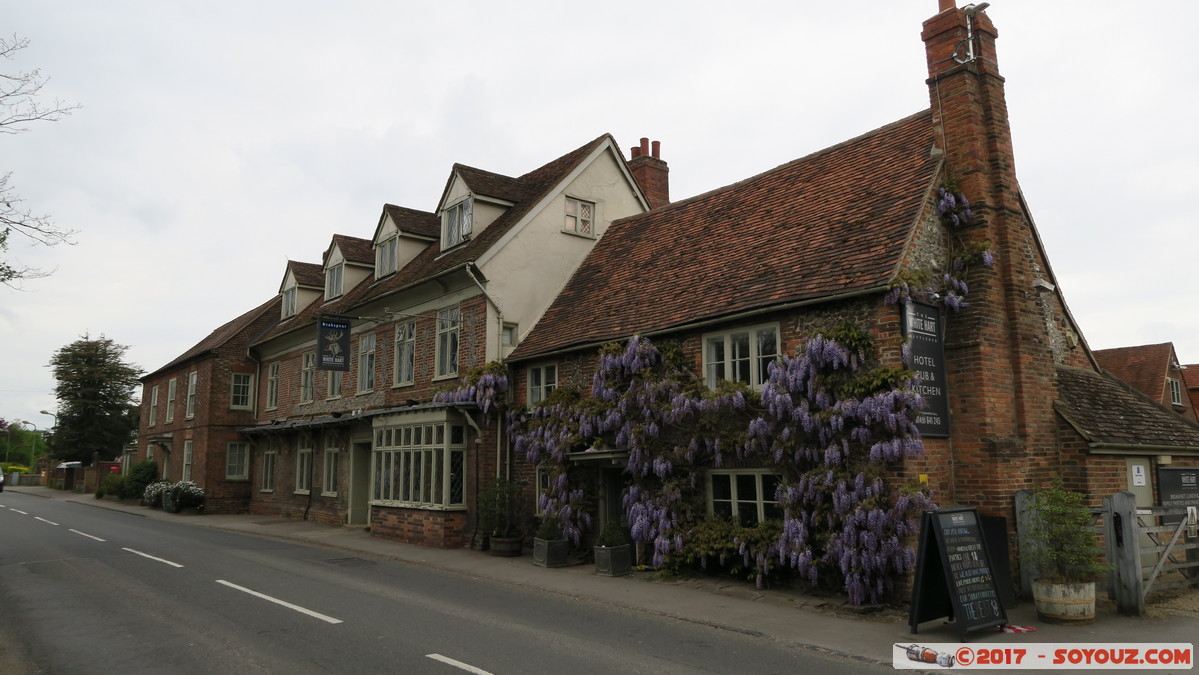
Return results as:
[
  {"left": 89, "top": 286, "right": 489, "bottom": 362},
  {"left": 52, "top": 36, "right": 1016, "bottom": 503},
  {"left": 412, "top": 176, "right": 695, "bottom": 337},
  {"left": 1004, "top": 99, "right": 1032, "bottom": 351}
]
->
[
  {"left": 532, "top": 537, "right": 571, "bottom": 567},
  {"left": 594, "top": 544, "right": 633, "bottom": 577},
  {"left": 488, "top": 536, "right": 523, "bottom": 557}
]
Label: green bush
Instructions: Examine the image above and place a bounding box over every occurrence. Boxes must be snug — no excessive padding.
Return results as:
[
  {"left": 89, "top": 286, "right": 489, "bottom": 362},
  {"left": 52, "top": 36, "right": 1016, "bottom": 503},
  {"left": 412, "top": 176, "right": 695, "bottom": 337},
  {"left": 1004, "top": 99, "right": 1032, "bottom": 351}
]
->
[
  {"left": 96, "top": 473, "right": 124, "bottom": 499},
  {"left": 122, "top": 460, "right": 159, "bottom": 501}
]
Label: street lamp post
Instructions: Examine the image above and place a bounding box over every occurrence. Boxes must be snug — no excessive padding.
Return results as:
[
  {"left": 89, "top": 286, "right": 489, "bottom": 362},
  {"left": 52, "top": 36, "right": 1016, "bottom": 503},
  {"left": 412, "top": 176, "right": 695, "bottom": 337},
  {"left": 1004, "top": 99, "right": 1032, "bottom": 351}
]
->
[{"left": 22, "top": 420, "right": 40, "bottom": 467}]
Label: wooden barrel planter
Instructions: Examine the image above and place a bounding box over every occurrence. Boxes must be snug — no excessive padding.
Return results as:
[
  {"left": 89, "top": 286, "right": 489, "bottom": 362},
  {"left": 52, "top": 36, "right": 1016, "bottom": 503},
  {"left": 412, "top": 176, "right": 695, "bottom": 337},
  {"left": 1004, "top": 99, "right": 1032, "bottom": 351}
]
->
[{"left": 1032, "top": 581, "right": 1096, "bottom": 625}]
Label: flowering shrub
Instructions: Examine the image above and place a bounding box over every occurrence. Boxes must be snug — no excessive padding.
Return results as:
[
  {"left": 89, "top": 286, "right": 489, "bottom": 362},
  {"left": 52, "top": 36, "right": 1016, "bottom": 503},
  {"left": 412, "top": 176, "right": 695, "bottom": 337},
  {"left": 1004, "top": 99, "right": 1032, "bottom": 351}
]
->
[
  {"left": 886, "top": 185, "right": 994, "bottom": 311},
  {"left": 142, "top": 480, "right": 170, "bottom": 508},
  {"left": 510, "top": 328, "right": 933, "bottom": 604},
  {"left": 169, "top": 480, "right": 206, "bottom": 512},
  {"left": 433, "top": 361, "right": 509, "bottom": 416}
]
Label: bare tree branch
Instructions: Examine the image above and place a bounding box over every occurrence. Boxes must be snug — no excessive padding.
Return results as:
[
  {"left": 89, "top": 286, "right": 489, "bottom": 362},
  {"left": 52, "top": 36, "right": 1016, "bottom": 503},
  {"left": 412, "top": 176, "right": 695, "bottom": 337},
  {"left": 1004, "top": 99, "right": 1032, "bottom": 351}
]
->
[{"left": 1, "top": 34, "right": 79, "bottom": 287}]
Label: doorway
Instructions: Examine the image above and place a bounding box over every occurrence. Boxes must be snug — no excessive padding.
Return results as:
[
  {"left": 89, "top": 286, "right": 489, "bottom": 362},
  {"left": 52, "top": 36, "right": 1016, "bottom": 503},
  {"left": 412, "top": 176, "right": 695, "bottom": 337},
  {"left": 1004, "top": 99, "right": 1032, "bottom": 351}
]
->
[{"left": 347, "top": 441, "right": 371, "bottom": 527}]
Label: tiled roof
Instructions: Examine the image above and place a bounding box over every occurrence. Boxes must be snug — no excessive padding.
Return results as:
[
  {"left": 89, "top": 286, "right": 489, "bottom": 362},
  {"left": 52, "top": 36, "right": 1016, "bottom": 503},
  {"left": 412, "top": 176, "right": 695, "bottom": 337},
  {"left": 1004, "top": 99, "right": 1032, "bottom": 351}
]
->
[
  {"left": 144, "top": 296, "right": 280, "bottom": 380},
  {"left": 1184, "top": 365, "right": 1199, "bottom": 391},
  {"left": 289, "top": 260, "right": 324, "bottom": 288},
  {"left": 511, "top": 111, "right": 939, "bottom": 360},
  {"left": 382, "top": 204, "right": 439, "bottom": 239},
  {"left": 254, "top": 134, "right": 619, "bottom": 346},
  {"left": 330, "top": 235, "right": 375, "bottom": 266},
  {"left": 1054, "top": 366, "right": 1199, "bottom": 450},
  {"left": 346, "top": 134, "right": 617, "bottom": 309},
  {"left": 1093, "top": 343, "right": 1175, "bottom": 402},
  {"left": 453, "top": 164, "right": 527, "bottom": 203}
]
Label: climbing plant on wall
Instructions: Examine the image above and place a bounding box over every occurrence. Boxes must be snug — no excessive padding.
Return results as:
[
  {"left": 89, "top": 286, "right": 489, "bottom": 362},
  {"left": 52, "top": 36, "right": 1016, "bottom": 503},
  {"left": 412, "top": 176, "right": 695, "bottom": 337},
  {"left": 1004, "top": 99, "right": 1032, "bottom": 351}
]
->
[
  {"left": 509, "top": 325, "right": 934, "bottom": 605},
  {"left": 886, "top": 184, "right": 995, "bottom": 311}
]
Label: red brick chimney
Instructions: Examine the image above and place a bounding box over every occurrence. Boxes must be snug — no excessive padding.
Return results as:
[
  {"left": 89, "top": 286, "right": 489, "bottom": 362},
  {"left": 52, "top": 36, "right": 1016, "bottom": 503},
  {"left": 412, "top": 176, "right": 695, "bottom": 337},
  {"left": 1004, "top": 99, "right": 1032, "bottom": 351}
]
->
[
  {"left": 627, "top": 137, "right": 669, "bottom": 209},
  {"left": 921, "top": 2, "right": 1060, "bottom": 513}
]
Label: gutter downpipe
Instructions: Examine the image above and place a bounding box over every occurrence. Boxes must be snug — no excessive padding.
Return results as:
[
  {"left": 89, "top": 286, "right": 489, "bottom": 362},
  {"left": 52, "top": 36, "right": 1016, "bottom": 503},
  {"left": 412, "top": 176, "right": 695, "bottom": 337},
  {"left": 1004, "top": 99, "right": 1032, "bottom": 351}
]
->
[{"left": 464, "top": 263, "right": 507, "bottom": 480}]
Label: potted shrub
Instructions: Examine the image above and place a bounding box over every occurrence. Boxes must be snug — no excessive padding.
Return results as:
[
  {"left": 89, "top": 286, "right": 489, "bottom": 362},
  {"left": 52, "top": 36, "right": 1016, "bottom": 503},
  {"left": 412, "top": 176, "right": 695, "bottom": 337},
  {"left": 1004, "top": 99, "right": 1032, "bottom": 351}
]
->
[
  {"left": 1022, "top": 478, "right": 1109, "bottom": 624},
  {"left": 532, "top": 518, "right": 571, "bottom": 568},
  {"left": 593, "top": 520, "right": 633, "bottom": 577},
  {"left": 477, "top": 477, "right": 525, "bottom": 557}
]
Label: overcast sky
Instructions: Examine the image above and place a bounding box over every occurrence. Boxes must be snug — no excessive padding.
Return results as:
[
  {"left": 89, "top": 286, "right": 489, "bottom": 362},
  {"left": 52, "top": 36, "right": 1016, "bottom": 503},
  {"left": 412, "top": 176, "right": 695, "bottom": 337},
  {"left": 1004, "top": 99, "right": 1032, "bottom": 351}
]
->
[{"left": 3, "top": 1, "right": 1196, "bottom": 432}]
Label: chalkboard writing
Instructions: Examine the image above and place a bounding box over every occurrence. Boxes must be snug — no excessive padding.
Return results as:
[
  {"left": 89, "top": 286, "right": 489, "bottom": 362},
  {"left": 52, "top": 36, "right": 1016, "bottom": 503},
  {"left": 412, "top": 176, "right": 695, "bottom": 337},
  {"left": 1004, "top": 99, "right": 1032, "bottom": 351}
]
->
[{"left": 909, "top": 508, "right": 1008, "bottom": 640}]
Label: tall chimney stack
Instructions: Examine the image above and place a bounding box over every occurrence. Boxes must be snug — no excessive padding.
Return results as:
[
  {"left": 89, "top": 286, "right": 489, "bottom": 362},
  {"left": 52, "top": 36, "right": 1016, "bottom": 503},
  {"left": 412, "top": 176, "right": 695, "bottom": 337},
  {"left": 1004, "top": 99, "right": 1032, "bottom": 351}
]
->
[{"left": 628, "top": 137, "right": 670, "bottom": 209}]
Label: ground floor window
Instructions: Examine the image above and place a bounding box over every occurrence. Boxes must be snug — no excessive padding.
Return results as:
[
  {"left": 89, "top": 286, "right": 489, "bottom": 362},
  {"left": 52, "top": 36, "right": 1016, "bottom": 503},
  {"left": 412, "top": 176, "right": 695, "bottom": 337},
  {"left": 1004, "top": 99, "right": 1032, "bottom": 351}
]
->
[
  {"left": 261, "top": 449, "right": 276, "bottom": 492},
  {"left": 372, "top": 419, "right": 466, "bottom": 508},
  {"left": 227, "top": 442, "right": 249, "bottom": 480},
  {"left": 708, "top": 470, "right": 783, "bottom": 526},
  {"left": 182, "top": 440, "right": 193, "bottom": 482},
  {"left": 323, "top": 447, "right": 339, "bottom": 496},
  {"left": 296, "top": 445, "right": 313, "bottom": 494}
]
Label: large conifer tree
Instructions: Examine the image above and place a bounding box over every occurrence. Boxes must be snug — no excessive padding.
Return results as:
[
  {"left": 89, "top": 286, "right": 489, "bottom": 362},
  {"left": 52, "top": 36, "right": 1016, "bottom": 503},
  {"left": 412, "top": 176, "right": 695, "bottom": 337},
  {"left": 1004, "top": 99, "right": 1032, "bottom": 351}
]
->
[{"left": 47, "top": 334, "right": 142, "bottom": 463}]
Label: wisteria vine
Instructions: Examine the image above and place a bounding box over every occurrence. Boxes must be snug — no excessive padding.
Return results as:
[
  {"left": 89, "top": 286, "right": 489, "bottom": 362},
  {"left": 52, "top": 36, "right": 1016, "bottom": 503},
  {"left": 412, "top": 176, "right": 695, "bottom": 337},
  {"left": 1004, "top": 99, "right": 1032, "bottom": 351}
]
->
[
  {"left": 508, "top": 326, "right": 934, "bottom": 605},
  {"left": 886, "top": 185, "right": 995, "bottom": 311},
  {"left": 432, "top": 360, "right": 509, "bottom": 416}
]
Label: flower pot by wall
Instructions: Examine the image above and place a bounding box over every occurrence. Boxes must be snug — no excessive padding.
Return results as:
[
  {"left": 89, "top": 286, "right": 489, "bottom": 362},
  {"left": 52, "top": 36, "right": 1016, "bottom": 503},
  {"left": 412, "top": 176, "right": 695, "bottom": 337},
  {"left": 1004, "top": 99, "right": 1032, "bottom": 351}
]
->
[
  {"left": 532, "top": 537, "right": 570, "bottom": 567},
  {"left": 488, "top": 536, "right": 523, "bottom": 557},
  {"left": 1032, "top": 580, "right": 1096, "bottom": 625},
  {"left": 594, "top": 544, "right": 632, "bottom": 577}
]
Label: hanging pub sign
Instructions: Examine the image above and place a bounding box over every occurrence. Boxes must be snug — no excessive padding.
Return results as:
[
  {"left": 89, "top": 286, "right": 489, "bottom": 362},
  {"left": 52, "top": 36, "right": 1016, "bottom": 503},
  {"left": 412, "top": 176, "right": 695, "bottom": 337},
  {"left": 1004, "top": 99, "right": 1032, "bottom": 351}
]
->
[
  {"left": 317, "top": 317, "right": 351, "bottom": 371},
  {"left": 909, "top": 508, "right": 1008, "bottom": 640},
  {"left": 903, "top": 302, "right": 950, "bottom": 437}
]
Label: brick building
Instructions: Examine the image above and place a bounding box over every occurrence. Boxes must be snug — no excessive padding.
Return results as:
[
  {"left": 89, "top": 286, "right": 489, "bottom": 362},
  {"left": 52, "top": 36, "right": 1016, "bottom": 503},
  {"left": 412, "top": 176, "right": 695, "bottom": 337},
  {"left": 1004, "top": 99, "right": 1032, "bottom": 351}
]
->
[
  {"left": 159, "top": 134, "right": 659, "bottom": 546},
  {"left": 507, "top": 0, "right": 1199, "bottom": 554},
  {"left": 137, "top": 296, "right": 279, "bottom": 513},
  {"left": 1095, "top": 342, "right": 1196, "bottom": 422}
]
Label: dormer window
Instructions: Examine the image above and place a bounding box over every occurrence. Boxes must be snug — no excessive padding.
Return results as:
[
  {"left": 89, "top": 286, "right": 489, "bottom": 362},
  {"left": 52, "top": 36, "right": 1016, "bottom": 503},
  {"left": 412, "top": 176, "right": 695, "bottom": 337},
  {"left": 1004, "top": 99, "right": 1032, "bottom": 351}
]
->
[
  {"left": 282, "top": 284, "right": 298, "bottom": 318},
  {"left": 325, "top": 262, "right": 344, "bottom": 299},
  {"left": 442, "top": 197, "right": 473, "bottom": 249},
  {"left": 564, "top": 197, "right": 594, "bottom": 236},
  {"left": 376, "top": 235, "right": 398, "bottom": 277}
]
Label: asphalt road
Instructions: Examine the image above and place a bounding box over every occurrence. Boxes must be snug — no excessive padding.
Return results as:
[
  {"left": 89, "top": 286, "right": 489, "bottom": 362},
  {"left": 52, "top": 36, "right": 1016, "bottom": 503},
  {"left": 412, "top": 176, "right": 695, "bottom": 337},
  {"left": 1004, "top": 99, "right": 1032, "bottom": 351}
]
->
[{"left": 0, "top": 491, "right": 889, "bottom": 674}]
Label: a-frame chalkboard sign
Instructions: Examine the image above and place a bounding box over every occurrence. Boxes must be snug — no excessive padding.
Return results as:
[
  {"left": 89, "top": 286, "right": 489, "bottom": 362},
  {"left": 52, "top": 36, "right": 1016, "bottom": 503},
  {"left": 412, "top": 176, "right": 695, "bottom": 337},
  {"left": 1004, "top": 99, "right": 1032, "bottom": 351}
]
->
[{"left": 908, "top": 508, "right": 1008, "bottom": 640}]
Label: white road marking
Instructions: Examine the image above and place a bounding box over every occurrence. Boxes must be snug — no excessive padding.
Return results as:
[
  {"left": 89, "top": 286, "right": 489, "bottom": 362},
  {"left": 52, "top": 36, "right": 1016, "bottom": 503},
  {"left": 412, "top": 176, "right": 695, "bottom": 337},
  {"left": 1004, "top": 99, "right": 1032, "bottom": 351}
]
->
[
  {"left": 426, "top": 654, "right": 493, "bottom": 675},
  {"left": 11, "top": 509, "right": 28, "bottom": 515},
  {"left": 35, "top": 516, "right": 59, "bottom": 525},
  {"left": 215, "top": 580, "right": 343, "bottom": 624},
  {"left": 70, "top": 529, "right": 106, "bottom": 541},
  {"left": 121, "top": 547, "right": 184, "bottom": 568}
]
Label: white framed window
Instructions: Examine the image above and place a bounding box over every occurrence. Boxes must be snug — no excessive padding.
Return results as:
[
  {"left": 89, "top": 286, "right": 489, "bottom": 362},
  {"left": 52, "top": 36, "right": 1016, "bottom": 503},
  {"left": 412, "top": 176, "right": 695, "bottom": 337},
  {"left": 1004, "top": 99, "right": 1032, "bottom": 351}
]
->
[
  {"left": 322, "top": 447, "right": 339, "bottom": 496},
  {"left": 535, "top": 464, "right": 552, "bottom": 516},
  {"left": 325, "top": 262, "right": 344, "bottom": 299},
  {"left": 703, "top": 324, "right": 779, "bottom": 390},
  {"left": 358, "top": 333, "right": 377, "bottom": 392},
  {"left": 328, "top": 370, "right": 343, "bottom": 399},
  {"left": 442, "top": 197, "right": 472, "bottom": 249},
  {"left": 296, "top": 444, "right": 313, "bottom": 494},
  {"left": 266, "top": 362, "right": 280, "bottom": 409},
  {"left": 436, "top": 307, "right": 460, "bottom": 378},
  {"left": 182, "top": 440, "right": 193, "bottom": 482},
  {"left": 501, "top": 323, "right": 518, "bottom": 348},
  {"left": 564, "top": 197, "right": 595, "bottom": 236},
  {"left": 149, "top": 385, "right": 159, "bottom": 426},
  {"left": 394, "top": 320, "right": 416, "bottom": 386},
  {"left": 261, "top": 445, "right": 276, "bottom": 492},
  {"left": 1168, "top": 377, "right": 1183, "bottom": 406},
  {"left": 227, "top": 442, "right": 249, "bottom": 480},
  {"left": 166, "top": 378, "right": 177, "bottom": 422},
  {"left": 376, "top": 235, "right": 398, "bottom": 277},
  {"left": 185, "top": 371, "right": 198, "bottom": 419},
  {"left": 301, "top": 352, "right": 315, "bottom": 403},
  {"left": 709, "top": 471, "right": 783, "bottom": 526},
  {"left": 282, "top": 284, "right": 298, "bottom": 318},
  {"left": 230, "top": 372, "right": 253, "bottom": 410},
  {"left": 147, "top": 444, "right": 155, "bottom": 462},
  {"left": 372, "top": 421, "right": 466, "bottom": 507},
  {"left": 528, "top": 364, "right": 557, "bottom": 404}
]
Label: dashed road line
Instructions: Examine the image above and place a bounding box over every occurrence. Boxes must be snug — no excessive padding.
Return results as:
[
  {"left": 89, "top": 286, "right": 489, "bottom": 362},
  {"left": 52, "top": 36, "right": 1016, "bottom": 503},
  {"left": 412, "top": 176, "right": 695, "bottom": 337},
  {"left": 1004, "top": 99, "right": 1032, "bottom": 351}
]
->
[
  {"left": 216, "top": 580, "right": 343, "bottom": 624},
  {"left": 34, "top": 516, "right": 59, "bottom": 525},
  {"left": 122, "top": 547, "right": 184, "bottom": 568},
  {"left": 69, "top": 529, "right": 106, "bottom": 542},
  {"left": 426, "top": 654, "right": 493, "bottom": 674}
]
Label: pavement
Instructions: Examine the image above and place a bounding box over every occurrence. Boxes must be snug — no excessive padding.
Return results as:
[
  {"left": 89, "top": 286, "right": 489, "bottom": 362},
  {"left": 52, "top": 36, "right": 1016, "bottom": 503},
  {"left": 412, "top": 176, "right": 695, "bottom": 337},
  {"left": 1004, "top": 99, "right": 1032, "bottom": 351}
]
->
[{"left": 7, "top": 485, "right": 1198, "bottom": 670}]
